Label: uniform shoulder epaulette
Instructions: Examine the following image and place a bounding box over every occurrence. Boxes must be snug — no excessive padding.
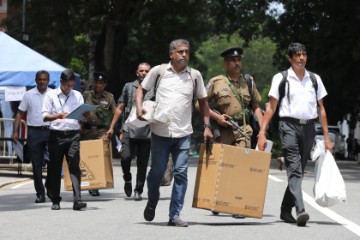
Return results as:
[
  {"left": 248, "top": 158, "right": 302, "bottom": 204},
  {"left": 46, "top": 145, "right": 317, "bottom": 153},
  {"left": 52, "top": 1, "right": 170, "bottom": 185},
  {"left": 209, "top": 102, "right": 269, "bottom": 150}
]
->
[{"left": 209, "top": 75, "right": 226, "bottom": 83}]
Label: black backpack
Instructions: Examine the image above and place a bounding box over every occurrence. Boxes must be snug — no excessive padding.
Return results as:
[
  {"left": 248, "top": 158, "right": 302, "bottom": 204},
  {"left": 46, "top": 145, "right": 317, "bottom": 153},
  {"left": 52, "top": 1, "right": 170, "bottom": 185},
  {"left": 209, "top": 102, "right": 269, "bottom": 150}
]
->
[{"left": 269, "top": 70, "right": 318, "bottom": 132}]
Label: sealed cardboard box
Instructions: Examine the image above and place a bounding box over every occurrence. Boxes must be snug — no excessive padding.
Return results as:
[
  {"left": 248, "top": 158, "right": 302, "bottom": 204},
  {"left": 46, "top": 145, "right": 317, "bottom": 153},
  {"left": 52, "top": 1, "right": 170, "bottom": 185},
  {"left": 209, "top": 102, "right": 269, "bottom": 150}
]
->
[
  {"left": 192, "top": 143, "right": 271, "bottom": 218},
  {"left": 63, "top": 139, "right": 114, "bottom": 191}
]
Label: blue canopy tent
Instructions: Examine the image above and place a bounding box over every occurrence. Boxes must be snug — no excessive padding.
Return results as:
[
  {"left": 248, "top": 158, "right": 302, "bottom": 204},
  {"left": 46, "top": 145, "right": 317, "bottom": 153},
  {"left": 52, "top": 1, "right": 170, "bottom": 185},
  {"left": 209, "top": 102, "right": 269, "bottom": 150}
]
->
[{"left": 0, "top": 32, "right": 81, "bottom": 90}]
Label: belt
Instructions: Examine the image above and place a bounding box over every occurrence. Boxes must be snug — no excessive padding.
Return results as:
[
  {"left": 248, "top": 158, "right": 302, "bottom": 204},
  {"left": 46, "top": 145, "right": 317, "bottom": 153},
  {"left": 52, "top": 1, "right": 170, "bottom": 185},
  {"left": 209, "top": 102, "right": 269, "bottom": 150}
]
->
[
  {"left": 28, "top": 125, "right": 50, "bottom": 130},
  {"left": 51, "top": 130, "right": 79, "bottom": 136},
  {"left": 280, "top": 117, "right": 317, "bottom": 125}
]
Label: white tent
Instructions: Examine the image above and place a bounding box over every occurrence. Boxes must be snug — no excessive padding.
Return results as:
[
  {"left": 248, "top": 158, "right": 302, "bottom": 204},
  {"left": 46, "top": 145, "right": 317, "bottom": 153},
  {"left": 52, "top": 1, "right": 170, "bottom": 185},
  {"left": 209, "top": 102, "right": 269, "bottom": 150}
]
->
[{"left": 0, "top": 32, "right": 80, "bottom": 89}]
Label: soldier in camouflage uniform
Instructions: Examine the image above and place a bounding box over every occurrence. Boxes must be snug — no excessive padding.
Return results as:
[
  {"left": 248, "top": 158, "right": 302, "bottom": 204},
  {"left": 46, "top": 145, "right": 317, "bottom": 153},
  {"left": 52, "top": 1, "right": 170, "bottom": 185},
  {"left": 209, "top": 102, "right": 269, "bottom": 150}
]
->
[
  {"left": 205, "top": 47, "right": 263, "bottom": 148},
  {"left": 81, "top": 72, "right": 116, "bottom": 196}
]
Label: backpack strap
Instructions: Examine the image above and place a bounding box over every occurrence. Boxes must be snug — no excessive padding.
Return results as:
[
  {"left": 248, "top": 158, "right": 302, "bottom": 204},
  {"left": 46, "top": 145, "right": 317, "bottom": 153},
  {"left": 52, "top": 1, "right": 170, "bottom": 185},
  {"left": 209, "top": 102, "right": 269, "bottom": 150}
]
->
[
  {"left": 124, "top": 82, "right": 134, "bottom": 119},
  {"left": 308, "top": 71, "right": 318, "bottom": 100},
  {"left": 278, "top": 70, "right": 318, "bottom": 106},
  {"left": 154, "top": 64, "right": 198, "bottom": 100},
  {"left": 278, "top": 70, "right": 289, "bottom": 105},
  {"left": 153, "top": 64, "right": 168, "bottom": 99}
]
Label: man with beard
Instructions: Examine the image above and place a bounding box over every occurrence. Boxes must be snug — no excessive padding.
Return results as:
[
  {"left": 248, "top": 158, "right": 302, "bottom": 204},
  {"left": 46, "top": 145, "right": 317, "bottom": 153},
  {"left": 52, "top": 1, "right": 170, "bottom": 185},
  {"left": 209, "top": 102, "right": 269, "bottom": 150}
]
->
[{"left": 106, "top": 63, "right": 152, "bottom": 201}]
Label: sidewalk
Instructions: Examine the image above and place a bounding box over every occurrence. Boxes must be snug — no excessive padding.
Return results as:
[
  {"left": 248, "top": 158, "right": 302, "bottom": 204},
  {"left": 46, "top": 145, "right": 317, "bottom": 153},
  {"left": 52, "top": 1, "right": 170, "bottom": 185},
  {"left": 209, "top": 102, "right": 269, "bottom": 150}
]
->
[{"left": 0, "top": 163, "right": 33, "bottom": 188}]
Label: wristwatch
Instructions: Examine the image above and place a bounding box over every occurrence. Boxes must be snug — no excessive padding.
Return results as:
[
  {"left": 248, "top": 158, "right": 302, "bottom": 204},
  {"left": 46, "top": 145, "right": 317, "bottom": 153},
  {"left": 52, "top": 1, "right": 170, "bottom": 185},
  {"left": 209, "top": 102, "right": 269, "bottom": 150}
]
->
[{"left": 204, "top": 123, "right": 211, "bottom": 129}]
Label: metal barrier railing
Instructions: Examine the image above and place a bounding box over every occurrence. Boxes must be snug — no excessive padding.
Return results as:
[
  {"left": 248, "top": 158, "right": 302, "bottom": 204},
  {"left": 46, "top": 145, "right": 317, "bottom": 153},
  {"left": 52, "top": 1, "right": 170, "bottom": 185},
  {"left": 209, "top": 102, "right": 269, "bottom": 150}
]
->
[{"left": 0, "top": 118, "right": 27, "bottom": 174}]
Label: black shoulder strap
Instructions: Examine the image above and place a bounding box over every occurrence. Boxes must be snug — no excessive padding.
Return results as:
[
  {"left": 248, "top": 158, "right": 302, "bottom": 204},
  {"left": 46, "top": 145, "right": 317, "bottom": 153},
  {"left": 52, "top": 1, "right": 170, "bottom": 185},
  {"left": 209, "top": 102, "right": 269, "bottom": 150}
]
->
[
  {"left": 279, "top": 70, "right": 289, "bottom": 104},
  {"left": 308, "top": 71, "right": 318, "bottom": 99},
  {"left": 153, "top": 64, "right": 168, "bottom": 99},
  {"left": 279, "top": 70, "right": 318, "bottom": 106}
]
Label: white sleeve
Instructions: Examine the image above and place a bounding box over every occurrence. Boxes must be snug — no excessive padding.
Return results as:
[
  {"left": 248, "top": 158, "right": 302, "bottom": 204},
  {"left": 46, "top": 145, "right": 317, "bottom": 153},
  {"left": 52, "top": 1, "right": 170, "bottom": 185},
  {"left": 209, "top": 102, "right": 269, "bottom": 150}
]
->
[
  {"left": 268, "top": 72, "right": 284, "bottom": 100},
  {"left": 195, "top": 71, "right": 207, "bottom": 99},
  {"left": 314, "top": 74, "right": 328, "bottom": 100},
  {"left": 141, "top": 65, "right": 161, "bottom": 91}
]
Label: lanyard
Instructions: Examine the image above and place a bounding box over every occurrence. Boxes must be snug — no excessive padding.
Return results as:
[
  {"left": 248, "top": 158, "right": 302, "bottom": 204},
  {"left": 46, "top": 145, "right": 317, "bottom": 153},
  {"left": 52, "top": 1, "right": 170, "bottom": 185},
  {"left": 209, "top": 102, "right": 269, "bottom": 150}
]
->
[{"left": 58, "top": 95, "right": 69, "bottom": 110}]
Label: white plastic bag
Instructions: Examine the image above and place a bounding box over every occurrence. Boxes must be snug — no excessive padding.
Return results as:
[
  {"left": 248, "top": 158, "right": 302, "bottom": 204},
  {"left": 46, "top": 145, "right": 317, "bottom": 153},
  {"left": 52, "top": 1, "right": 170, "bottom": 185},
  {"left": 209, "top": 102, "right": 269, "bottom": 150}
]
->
[
  {"left": 311, "top": 139, "right": 325, "bottom": 161},
  {"left": 313, "top": 150, "right": 346, "bottom": 207}
]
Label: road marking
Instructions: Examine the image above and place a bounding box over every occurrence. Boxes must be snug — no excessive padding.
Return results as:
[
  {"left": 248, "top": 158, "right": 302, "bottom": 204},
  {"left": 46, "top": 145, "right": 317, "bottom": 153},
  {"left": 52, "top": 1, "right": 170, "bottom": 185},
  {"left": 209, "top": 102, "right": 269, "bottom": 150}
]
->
[
  {"left": 11, "top": 181, "right": 32, "bottom": 189},
  {"left": 268, "top": 175, "right": 283, "bottom": 182},
  {"left": 302, "top": 192, "right": 360, "bottom": 237},
  {"left": 269, "top": 174, "right": 360, "bottom": 237}
]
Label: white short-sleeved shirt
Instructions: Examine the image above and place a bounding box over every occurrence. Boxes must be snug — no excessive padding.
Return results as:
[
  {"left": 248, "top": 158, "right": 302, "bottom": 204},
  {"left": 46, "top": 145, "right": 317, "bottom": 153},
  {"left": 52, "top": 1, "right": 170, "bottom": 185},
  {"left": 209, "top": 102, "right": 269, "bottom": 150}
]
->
[
  {"left": 18, "top": 87, "right": 51, "bottom": 127},
  {"left": 141, "top": 63, "right": 207, "bottom": 138},
  {"left": 41, "top": 88, "right": 84, "bottom": 131},
  {"left": 268, "top": 67, "right": 327, "bottom": 120}
]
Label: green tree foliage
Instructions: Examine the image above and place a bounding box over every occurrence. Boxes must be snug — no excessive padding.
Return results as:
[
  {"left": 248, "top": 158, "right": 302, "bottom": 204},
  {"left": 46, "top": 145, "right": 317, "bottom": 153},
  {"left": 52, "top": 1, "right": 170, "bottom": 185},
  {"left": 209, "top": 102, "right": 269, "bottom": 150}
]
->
[
  {"left": 264, "top": 0, "right": 360, "bottom": 124},
  {"left": 7, "top": 0, "right": 213, "bottom": 99},
  {"left": 195, "top": 34, "right": 277, "bottom": 108}
]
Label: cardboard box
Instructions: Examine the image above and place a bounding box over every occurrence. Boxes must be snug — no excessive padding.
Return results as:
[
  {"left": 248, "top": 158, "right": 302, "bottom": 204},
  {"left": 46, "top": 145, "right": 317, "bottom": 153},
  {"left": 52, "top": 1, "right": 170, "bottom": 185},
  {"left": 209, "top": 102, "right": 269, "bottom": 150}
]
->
[
  {"left": 63, "top": 139, "right": 114, "bottom": 191},
  {"left": 192, "top": 143, "right": 271, "bottom": 218}
]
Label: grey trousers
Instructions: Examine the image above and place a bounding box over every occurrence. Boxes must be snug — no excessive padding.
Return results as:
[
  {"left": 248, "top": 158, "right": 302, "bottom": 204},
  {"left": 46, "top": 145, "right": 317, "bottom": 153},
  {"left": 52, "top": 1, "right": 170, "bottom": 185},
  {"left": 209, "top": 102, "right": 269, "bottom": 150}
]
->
[{"left": 279, "top": 119, "right": 315, "bottom": 214}]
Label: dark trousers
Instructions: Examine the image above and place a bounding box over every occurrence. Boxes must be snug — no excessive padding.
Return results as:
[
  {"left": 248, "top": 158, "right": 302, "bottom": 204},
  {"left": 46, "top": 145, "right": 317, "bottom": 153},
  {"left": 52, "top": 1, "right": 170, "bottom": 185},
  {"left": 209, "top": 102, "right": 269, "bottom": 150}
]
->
[
  {"left": 27, "top": 127, "right": 50, "bottom": 197},
  {"left": 46, "top": 130, "right": 81, "bottom": 204},
  {"left": 279, "top": 120, "right": 315, "bottom": 214},
  {"left": 120, "top": 131, "right": 151, "bottom": 194}
]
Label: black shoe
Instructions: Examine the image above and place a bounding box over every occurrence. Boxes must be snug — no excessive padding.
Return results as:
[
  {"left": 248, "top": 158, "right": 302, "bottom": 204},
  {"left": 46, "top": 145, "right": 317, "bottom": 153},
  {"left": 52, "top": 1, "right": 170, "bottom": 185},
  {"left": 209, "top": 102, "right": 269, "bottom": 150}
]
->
[
  {"left": 211, "top": 211, "right": 219, "bottom": 215},
  {"left": 297, "top": 212, "right": 310, "bottom": 227},
  {"left": 280, "top": 210, "right": 296, "bottom": 223},
  {"left": 124, "top": 181, "right": 132, "bottom": 197},
  {"left": 134, "top": 191, "right": 142, "bottom": 201},
  {"left": 73, "top": 201, "right": 87, "bottom": 211},
  {"left": 89, "top": 190, "right": 100, "bottom": 196},
  {"left": 232, "top": 214, "right": 246, "bottom": 219},
  {"left": 168, "top": 216, "right": 188, "bottom": 227},
  {"left": 35, "top": 195, "right": 45, "bottom": 203},
  {"left": 51, "top": 203, "right": 60, "bottom": 210},
  {"left": 144, "top": 202, "right": 156, "bottom": 221}
]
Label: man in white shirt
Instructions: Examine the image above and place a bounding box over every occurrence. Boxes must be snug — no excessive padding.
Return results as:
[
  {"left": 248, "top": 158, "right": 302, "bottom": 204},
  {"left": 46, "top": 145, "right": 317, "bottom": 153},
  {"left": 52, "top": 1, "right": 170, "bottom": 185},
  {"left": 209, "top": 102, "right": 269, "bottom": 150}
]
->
[
  {"left": 42, "top": 69, "right": 87, "bottom": 211},
  {"left": 257, "top": 43, "right": 333, "bottom": 227},
  {"left": 135, "top": 39, "right": 213, "bottom": 227},
  {"left": 12, "top": 70, "right": 51, "bottom": 203}
]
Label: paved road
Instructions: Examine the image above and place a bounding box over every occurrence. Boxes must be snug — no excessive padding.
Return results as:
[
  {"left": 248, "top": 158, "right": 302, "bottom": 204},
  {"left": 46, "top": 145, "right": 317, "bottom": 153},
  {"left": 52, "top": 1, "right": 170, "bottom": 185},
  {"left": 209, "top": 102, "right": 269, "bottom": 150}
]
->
[{"left": 0, "top": 158, "right": 359, "bottom": 240}]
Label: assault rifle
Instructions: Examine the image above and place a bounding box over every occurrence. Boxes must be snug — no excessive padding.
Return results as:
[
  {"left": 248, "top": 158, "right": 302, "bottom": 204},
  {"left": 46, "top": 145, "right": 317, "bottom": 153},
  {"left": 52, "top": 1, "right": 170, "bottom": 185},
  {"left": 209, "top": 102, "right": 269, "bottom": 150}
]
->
[{"left": 212, "top": 109, "right": 250, "bottom": 140}]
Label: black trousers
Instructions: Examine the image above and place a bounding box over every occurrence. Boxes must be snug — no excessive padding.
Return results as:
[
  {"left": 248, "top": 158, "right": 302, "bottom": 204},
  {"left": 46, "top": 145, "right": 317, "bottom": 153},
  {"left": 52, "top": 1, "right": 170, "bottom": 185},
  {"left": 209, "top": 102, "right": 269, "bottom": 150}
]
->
[
  {"left": 46, "top": 130, "right": 81, "bottom": 204},
  {"left": 27, "top": 127, "right": 50, "bottom": 197},
  {"left": 279, "top": 119, "right": 315, "bottom": 214},
  {"left": 120, "top": 131, "right": 151, "bottom": 194}
]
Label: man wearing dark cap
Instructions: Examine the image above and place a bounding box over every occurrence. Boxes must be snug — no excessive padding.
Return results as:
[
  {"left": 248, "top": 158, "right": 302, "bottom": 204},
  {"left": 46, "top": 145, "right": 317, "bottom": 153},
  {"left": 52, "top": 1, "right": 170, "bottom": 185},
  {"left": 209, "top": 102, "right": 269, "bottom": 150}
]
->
[
  {"left": 203, "top": 47, "right": 263, "bottom": 148},
  {"left": 42, "top": 69, "right": 87, "bottom": 210},
  {"left": 197, "top": 47, "right": 263, "bottom": 217},
  {"left": 81, "top": 71, "right": 117, "bottom": 196}
]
